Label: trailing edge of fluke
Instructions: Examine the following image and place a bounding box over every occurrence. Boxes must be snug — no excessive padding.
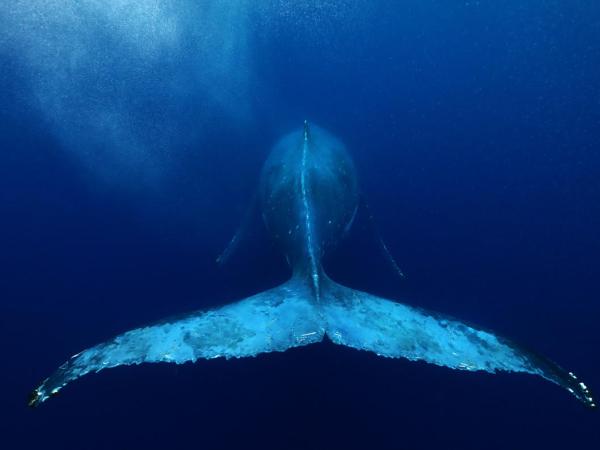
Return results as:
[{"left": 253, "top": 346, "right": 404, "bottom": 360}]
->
[{"left": 29, "top": 122, "right": 595, "bottom": 409}]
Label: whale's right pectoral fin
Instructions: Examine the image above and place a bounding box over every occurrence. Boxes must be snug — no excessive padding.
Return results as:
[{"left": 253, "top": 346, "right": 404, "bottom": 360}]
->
[
  {"left": 29, "top": 280, "right": 324, "bottom": 407},
  {"left": 323, "top": 281, "right": 595, "bottom": 408},
  {"left": 359, "top": 195, "right": 406, "bottom": 280}
]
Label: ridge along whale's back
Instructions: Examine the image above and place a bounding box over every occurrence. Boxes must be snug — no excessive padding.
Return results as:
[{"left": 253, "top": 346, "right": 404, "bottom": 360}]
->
[{"left": 259, "top": 123, "right": 359, "bottom": 274}]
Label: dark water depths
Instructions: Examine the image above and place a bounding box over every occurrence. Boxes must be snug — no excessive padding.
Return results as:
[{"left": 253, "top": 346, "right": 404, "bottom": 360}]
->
[{"left": 1, "top": 2, "right": 599, "bottom": 449}]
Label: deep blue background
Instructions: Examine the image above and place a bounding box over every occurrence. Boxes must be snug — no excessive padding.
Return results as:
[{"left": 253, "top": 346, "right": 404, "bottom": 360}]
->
[{"left": 1, "top": 2, "right": 599, "bottom": 449}]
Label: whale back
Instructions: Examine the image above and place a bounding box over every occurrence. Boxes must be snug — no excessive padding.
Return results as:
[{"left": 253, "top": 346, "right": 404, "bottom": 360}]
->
[{"left": 259, "top": 124, "right": 359, "bottom": 273}]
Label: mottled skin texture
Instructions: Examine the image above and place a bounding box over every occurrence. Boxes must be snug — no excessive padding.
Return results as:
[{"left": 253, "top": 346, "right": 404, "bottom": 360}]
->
[{"left": 29, "top": 123, "right": 595, "bottom": 409}]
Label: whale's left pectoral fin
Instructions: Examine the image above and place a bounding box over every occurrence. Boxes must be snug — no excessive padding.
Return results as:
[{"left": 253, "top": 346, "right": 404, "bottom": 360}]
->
[
  {"left": 29, "top": 280, "right": 324, "bottom": 407},
  {"left": 323, "top": 282, "right": 595, "bottom": 408},
  {"left": 216, "top": 192, "right": 259, "bottom": 267}
]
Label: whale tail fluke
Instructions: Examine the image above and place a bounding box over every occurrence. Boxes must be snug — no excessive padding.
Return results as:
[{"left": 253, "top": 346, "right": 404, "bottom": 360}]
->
[
  {"left": 28, "top": 279, "right": 324, "bottom": 407},
  {"left": 322, "top": 280, "right": 595, "bottom": 408},
  {"left": 29, "top": 276, "right": 594, "bottom": 409}
]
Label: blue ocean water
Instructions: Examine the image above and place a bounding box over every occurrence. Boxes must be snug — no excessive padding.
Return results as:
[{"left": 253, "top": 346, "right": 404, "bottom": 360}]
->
[{"left": 1, "top": 1, "right": 599, "bottom": 449}]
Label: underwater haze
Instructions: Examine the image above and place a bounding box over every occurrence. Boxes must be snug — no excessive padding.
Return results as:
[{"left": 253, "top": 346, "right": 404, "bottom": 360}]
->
[{"left": 1, "top": 1, "right": 599, "bottom": 449}]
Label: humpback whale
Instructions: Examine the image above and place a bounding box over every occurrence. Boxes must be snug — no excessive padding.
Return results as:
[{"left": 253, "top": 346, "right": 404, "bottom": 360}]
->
[{"left": 29, "top": 122, "right": 595, "bottom": 408}]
